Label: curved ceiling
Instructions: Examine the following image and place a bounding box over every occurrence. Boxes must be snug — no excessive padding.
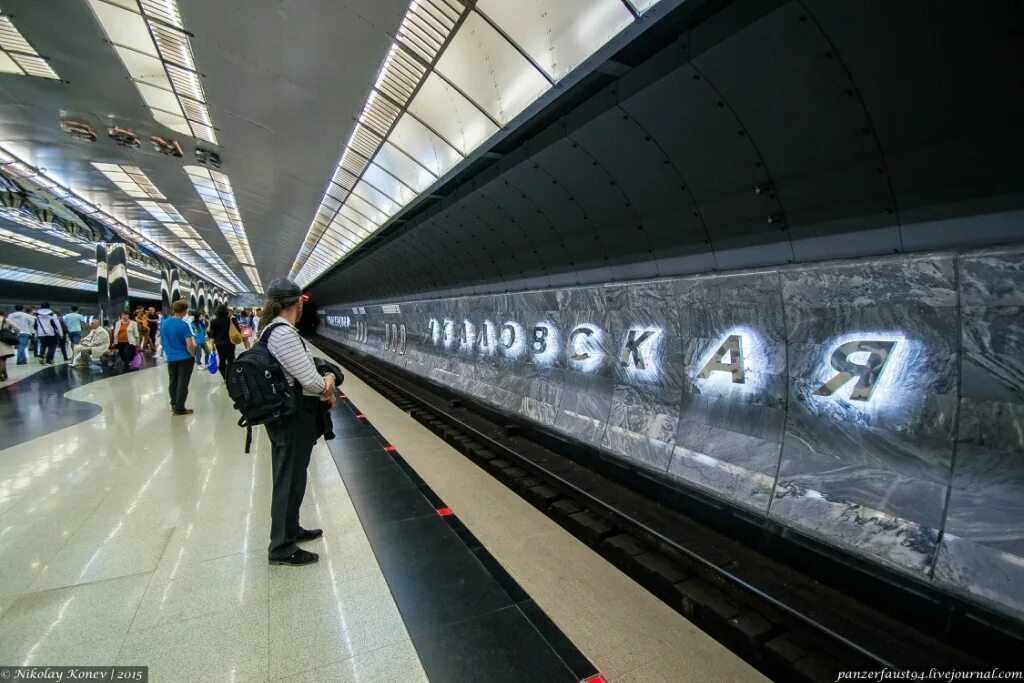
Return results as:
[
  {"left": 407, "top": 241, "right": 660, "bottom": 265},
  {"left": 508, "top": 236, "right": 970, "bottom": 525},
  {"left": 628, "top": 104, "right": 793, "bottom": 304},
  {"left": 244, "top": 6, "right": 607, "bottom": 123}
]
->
[
  {"left": 0, "top": 0, "right": 407, "bottom": 291},
  {"left": 309, "top": 0, "right": 1024, "bottom": 305}
]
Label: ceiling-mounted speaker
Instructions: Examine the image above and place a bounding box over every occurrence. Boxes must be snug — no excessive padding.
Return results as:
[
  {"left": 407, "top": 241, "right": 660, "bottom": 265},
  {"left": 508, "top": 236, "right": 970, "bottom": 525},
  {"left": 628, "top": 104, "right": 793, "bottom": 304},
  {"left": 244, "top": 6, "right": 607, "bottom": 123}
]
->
[
  {"left": 151, "top": 135, "right": 183, "bottom": 158},
  {"left": 60, "top": 118, "right": 97, "bottom": 143},
  {"left": 108, "top": 126, "right": 140, "bottom": 149},
  {"left": 194, "top": 147, "right": 221, "bottom": 169}
]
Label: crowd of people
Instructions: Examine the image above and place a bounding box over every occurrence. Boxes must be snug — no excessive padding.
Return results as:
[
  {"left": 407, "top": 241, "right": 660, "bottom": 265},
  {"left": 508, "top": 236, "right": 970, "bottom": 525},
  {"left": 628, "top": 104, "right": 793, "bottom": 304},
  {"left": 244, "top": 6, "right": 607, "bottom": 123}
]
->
[
  {"left": 2, "top": 288, "right": 336, "bottom": 569},
  {"left": 0, "top": 302, "right": 264, "bottom": 380}
]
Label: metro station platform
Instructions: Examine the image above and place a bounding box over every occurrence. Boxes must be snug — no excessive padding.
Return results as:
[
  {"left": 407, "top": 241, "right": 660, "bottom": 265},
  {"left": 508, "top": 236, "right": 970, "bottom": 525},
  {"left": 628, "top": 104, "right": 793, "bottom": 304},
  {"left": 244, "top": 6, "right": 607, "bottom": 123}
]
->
[{"left": 0, "top": 349, "right": 761, "bottom": 682}]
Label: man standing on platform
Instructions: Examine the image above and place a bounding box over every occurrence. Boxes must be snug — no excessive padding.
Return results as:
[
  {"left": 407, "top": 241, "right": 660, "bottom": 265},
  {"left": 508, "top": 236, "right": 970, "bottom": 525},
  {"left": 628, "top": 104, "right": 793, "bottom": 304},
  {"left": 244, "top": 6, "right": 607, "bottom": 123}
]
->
[
  {"left": 161, "top": 300, "right": 196, "bottom": 416},
  {"left": 63, "top": 306, "right": 85, "bottom": 347}
]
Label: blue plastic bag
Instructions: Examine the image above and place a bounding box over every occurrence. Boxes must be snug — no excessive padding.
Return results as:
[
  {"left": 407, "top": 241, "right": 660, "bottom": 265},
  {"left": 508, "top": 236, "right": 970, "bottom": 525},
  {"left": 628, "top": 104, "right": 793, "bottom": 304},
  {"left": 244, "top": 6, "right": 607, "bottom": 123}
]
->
[{"left": 207, "top": 349, "right": 218, "bottom": 375}]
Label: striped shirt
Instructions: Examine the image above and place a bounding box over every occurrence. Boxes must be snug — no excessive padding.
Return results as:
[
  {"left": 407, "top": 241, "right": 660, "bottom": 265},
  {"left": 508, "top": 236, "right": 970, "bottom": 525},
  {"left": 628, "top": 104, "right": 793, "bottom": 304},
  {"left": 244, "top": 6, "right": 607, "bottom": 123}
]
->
[{"left": 264, "top": 316, "right": 326, "bottom": 397}]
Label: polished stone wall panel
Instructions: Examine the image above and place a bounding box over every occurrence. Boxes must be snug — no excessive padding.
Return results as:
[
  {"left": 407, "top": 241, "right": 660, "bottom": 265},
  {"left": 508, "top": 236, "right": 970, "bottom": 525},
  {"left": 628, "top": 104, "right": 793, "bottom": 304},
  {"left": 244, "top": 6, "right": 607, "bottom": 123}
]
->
[
  {"left": 319, "top": 246, "right": 1024, "bottom": 622},
  {"left": 773, "top": 256, "right": 959, "bottom": 575},
  {"left": 933, "top": 247, "right": 1024, "bottom": 618}
]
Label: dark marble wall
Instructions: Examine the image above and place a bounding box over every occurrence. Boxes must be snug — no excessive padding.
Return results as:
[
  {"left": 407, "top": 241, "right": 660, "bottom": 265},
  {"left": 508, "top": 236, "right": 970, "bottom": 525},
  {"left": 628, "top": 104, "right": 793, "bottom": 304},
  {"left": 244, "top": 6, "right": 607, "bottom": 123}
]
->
[{"left": 318, "top": 246, "right": 1024, "bottom": 622}]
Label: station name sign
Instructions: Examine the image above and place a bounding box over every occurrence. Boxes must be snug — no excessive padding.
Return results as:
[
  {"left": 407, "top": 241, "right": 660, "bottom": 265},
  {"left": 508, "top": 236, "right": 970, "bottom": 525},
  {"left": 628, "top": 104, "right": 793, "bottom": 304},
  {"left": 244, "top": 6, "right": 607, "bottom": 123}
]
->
[{"left": 323, "top": 315, "right": 903, "bottom": 404}]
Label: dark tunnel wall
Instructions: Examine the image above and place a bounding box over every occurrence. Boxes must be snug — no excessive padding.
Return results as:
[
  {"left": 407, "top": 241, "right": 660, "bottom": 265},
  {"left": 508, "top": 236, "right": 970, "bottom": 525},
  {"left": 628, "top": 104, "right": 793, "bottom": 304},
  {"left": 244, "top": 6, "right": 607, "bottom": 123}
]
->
[
  {"left": 309, "top": 0, "right": 1024, "bottom": 304},
  {"left": 318, "top": 244, "right": 1024, "bottom": 625}
]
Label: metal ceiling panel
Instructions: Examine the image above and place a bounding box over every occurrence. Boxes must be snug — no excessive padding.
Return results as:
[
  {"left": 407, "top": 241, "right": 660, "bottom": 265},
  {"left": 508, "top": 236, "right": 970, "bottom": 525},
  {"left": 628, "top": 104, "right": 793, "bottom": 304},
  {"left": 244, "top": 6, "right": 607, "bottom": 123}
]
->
[{"left": 434, "top": 11, "right": 550, "bottom": 125}]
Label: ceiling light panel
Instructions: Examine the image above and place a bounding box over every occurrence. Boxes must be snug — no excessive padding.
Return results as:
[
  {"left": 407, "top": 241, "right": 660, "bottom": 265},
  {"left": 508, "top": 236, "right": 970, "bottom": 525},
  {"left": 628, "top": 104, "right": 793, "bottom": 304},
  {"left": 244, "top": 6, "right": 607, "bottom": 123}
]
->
[
  {"left": 374, "top": 141, "right": 436, "bottom": 193},
  {"left": 408, "top": 72, "right": 499, "bottom": 155},
  {"left": 290, "top": 0, "right": 641, "bottom": 286},
  {"left": 0, "top": 226, "right": 78, "bottom": 257},
  {"left": 92, "top": 163, "right": 165, "bottom": 199},
  {"left": 0, "top": 148, "right": 232, "bottom": 286},
  {"left": 88, "top": 0, "right": 218, "bottom": 145},
  {"left": 184, "top": 166, "right": 263, "bottom": 293},
  {"left": 434, "top": 12, "right": 551, "bottom": 126},
  {"left": 388, "top": 112, "right": 462, "bottom": 177},
  {"left": 362, "top": 162, "right": 417, "bottom": 206},
  {"left": 0, "top": 14, "right": 60, "bottom": 79},
  {"left": 87, "top": 159, "right": 246, "bottom": 291},
  {"left": 0, "top": 264, "right": 94, "bottom": 291},
  {"left": 476, "top": 0, "right": 633, "bottom": 81}
]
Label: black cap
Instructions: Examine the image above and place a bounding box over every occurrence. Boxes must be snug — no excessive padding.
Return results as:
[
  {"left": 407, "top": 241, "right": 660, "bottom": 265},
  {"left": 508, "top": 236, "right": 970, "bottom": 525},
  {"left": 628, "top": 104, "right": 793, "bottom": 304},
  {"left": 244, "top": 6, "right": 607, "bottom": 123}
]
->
[{"left": 266, "top": 277, "right": 301, "bottom": 299}]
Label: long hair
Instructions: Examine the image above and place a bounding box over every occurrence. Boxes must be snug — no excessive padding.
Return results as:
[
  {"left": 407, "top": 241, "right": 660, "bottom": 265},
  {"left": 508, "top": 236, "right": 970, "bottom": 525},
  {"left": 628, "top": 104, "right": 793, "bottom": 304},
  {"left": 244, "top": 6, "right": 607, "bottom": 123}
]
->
[{"left": 260, "top": 296, "right": 299, "bottom": 328}]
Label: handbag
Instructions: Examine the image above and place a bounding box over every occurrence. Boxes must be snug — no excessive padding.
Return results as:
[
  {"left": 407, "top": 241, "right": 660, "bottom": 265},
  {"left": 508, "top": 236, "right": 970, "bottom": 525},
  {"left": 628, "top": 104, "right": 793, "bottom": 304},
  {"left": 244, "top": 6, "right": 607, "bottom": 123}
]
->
[
  {"left": 0, "top": 324, "right": 17, "bottom": 345},
  {"left": 129, "top": 348, "right": 143, "bottom": 371},
  {"left": 207, "top": 349, "right": 218, "bottom": 374},
  {"left": 228, "top": 320, "right": 243, "bottom": 345}
]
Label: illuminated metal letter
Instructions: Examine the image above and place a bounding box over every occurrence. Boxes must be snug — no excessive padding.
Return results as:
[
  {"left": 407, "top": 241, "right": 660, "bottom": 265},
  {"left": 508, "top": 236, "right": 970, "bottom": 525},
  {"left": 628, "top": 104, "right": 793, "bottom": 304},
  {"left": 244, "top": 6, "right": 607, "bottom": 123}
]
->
[
  {"left": 620, "top": 329, "right": 655, "bottom": 369},
  {"left": 478, "top": 321, "right": 491, "bottom": 351},
  {"left": 697, "top": 334, "right": 746, "bottom": 384},
  {"left": 569, "top": 326, "right": 595, "bottom": 361},
  {"left": 458, "top": 320, "right": 474, "bottom": 347},
  {"left": 501, "top": 323, "right": 516, "bottom": 349},
  {"left": 532, "top": 325, "right": 548, "bottom": 354},
  {"left": 815, "top": 340, "right": 897, "bottom": 401}
]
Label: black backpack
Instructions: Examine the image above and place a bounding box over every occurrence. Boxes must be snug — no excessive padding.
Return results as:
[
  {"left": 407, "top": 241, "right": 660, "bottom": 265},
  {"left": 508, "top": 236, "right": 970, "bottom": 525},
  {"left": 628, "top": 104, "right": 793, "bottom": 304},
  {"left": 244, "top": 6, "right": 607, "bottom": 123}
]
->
[{"left": 227, "top": 322, "right": 299, "bottom": 452}]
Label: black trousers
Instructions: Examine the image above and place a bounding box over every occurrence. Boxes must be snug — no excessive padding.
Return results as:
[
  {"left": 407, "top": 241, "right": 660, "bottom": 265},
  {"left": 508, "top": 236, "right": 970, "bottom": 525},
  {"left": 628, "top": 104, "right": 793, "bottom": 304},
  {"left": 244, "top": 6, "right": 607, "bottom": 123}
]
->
[
  {"left": 266, "top": 397, "right": 321, "bottom": 560},
  {"left": 215, "top": 343, "right": 236, "bottom": 379},
  {"left": 117, "top": 342, "right": 135, "bottom": 367},
  {"left": 38, "top": 336, "right": 57, "bottom": 363},
  {"left": 166, "top": 358, "right": 195, "bottom": 411}
]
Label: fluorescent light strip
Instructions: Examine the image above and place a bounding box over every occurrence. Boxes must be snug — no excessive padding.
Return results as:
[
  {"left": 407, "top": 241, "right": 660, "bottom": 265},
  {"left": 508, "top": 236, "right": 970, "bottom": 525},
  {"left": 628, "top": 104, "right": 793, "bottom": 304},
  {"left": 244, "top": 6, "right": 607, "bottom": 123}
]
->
[
  {"left": 87, "top": 0, "right": 218, "bottom": 145},
  {"left": 288, "top": 0, "right": 465, "bottom": 286},
  {"left": 184, "top": 166, "right": 263, "bottom": 293},
  {"left": 0, "top": 14, "right": 60, "bottom": 80},
  {"left": 0, "top": 264, "right": 94, "bottom": 291},
  {"left": 89, "top": 160, "right": 246, "bottom": 291},
  {"left": 129, "top": 288, "right": 160, "bottom": 299},
  {"left": 0, "top": 226, "right": 78, "bottom": 257},
  {"left": 91, "top": 163, "right": 165, "bottom": 199},
  {"left": 0, "top": 145, "right": 237, "bottom": 293},
  {"left": 289, "top": 0, "right": 658, "bottom": 287},
  {"left": 136, "top": 200, "right": 186, "bottom": 223}
]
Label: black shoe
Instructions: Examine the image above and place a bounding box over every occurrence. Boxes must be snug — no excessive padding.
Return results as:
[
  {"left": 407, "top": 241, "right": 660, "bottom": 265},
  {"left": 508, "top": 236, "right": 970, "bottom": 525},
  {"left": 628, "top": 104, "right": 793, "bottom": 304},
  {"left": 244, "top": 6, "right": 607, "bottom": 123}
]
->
[
  {"left": 296, "top": 528, "right": 323, "bottom": 542},
  {"left": 269, "top": 549, "right": 319, "bottom": 566},
  {"left": 172, "top": 409, "right": 194, "bottom": 416}
]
